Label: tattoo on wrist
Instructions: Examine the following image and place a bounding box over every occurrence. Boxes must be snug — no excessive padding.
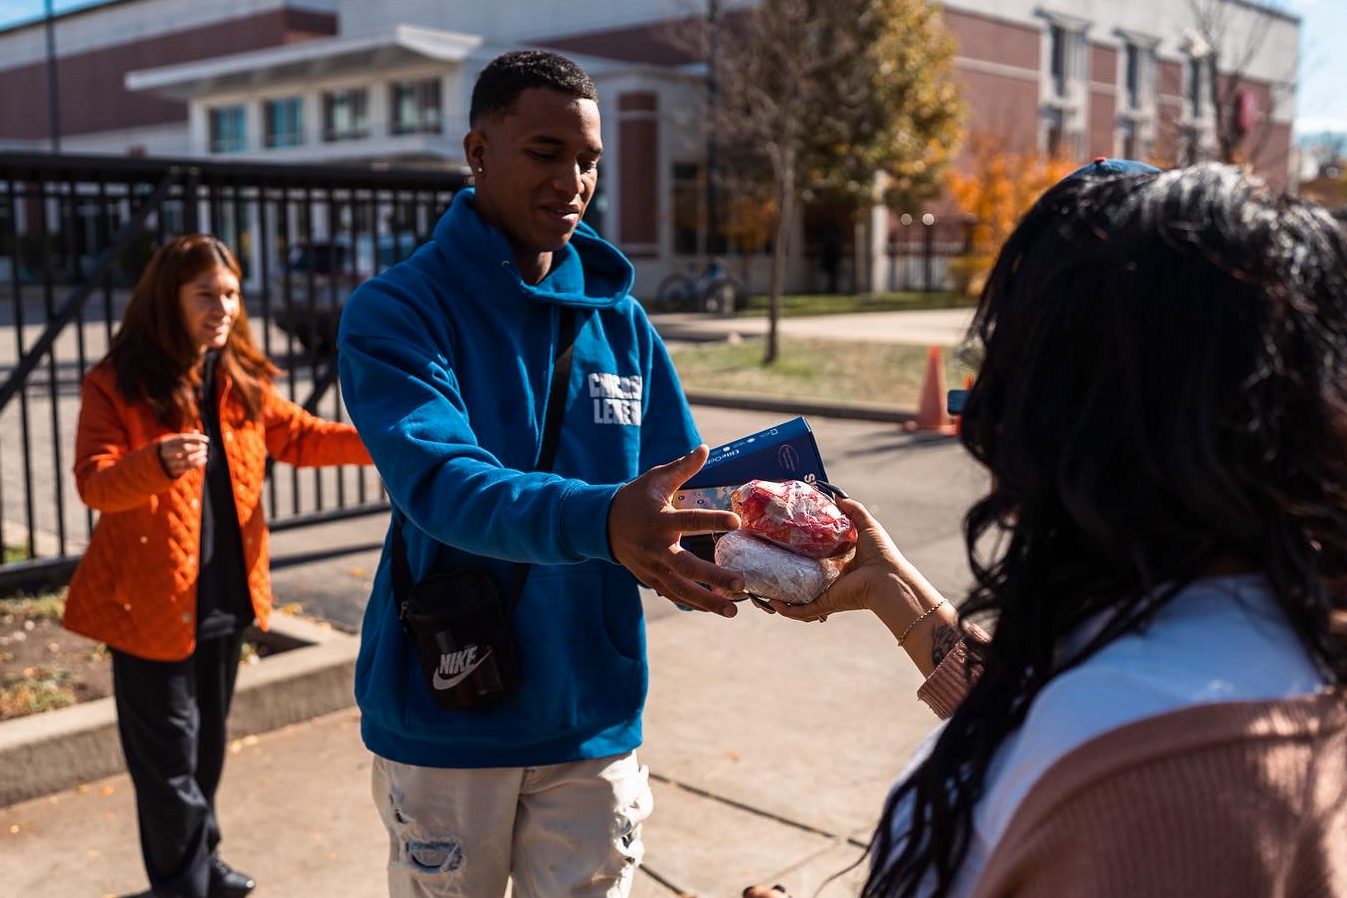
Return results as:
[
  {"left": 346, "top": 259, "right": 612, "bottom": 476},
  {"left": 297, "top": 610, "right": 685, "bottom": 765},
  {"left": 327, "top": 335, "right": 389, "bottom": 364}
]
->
[{"left": 930, "top": 623, "right": 961, "bottom": 668}]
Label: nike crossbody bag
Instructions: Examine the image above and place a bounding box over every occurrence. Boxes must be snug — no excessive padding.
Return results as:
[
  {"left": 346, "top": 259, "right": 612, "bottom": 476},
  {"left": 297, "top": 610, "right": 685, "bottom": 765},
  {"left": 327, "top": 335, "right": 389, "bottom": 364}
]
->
[{"left": 389, "top": 306, "right": 578, "bottom": 711}]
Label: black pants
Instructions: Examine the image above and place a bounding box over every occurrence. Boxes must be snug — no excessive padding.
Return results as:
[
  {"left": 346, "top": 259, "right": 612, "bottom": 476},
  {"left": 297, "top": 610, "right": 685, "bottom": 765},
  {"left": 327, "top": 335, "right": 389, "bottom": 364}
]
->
[{"left": 111, "top": 632, "right": 245, "bottom": 898}]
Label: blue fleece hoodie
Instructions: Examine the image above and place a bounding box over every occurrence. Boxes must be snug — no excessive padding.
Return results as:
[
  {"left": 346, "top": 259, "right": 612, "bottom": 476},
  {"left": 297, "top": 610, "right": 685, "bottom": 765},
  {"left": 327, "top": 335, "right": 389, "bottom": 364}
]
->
[{"left": 337, "top": 189, "right": 698, "bottom": 768}]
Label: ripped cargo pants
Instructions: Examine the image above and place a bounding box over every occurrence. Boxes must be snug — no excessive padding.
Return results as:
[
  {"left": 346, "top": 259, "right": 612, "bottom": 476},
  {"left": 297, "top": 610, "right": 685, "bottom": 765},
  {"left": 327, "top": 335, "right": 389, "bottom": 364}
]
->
[{"left": 371, "top": 751, "right": 653, "bottom": 898}]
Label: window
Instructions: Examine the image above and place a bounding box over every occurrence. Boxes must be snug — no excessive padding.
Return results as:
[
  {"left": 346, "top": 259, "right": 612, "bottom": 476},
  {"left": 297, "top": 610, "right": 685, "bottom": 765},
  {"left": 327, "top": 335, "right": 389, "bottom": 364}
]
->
[
  {"left": 1124, "top": 44, "right": 1142, "bottom": 110},
  {"left": 1049, "top": 25, "right": 1070, "bottom": 98},
  {"left": 1117, "top": 30, "right": 1160, "bottom": 112},
  {"left": 1181, "top": 125, "right": 1202, "bottom": 165},
  {"left": 1120, "top": 119, "right": 1138, "bottom": 159},
  {"left": 1045, "top": 108, "right": 1068, "bottom": 158},
  {"left": 1188, "top": 57, "right": 1206, "bottom": 119},
  {"left": 391, "top": 78, "right": 442, "bottom": 135},
  {"left": 1043, "top": 109, "right": 1080, "bottom": 159},
  {"left": 263, "top": 97, "right": 304, "bottom": 149},
  {"left": 323, "top": 89, "right": 369, "bottom": 142},
  {"left": 671, "top": 162, "right": 701, "bottom": 256},
  {"left": 208, "top": 105, "right": 246, "bottom": 153}
]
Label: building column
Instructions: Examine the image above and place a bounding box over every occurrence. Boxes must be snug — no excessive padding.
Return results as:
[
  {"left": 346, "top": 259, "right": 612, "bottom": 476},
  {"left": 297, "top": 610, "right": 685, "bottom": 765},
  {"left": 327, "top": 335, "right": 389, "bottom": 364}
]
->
[
  {"left": 304, "top": 87, "right": 323, "bottom": 149},
  {"left": 868, "top": 202, "right": 890, "bottom": 295}
]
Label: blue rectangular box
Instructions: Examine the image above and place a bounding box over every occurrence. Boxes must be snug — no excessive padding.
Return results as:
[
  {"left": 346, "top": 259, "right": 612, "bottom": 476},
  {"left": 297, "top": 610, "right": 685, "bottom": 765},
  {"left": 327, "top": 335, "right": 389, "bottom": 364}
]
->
[
  {"left": 685, "top": 416, "right": 830, "bottom": 489},
  {"left": 677, "top": 417, "right": 830, "bottom": 563}
]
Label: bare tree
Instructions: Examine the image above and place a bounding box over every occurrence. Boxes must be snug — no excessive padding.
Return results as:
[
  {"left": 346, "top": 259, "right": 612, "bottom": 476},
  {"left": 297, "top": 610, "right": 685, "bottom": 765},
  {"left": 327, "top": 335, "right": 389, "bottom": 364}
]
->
[
  {"left": 1185, "top": 0, "right": 1298, "bottom": 167},
  {"left": 711, "top": 0, "right": 962, "bottom": 364}
]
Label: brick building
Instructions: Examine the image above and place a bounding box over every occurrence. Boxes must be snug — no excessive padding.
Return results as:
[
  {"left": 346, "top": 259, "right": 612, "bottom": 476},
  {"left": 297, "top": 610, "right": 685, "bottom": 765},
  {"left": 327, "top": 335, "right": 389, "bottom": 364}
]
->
[{"left": 0, "top": 0, "right": 1300, "bottom": 293}]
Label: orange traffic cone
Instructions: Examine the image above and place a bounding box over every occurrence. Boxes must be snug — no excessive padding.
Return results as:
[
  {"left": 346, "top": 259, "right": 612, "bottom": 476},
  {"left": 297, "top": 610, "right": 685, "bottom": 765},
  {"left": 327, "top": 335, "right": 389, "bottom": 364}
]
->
[{"left": 907, "top": 345, "right": 958, "bottom": 435}]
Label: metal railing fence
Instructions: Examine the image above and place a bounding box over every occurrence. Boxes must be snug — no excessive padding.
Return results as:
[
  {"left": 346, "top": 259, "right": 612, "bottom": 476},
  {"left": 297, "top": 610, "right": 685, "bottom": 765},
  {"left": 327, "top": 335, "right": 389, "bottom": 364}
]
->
[{"left": 0, "top": 152, "right": 467, "bottom": 593}]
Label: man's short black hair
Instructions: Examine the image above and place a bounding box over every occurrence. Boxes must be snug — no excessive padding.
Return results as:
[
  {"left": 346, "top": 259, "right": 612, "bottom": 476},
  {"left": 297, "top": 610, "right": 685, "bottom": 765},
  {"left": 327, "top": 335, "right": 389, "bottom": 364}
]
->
[{"left": 469, "top": 51, "right": 598, "bottom": 126}]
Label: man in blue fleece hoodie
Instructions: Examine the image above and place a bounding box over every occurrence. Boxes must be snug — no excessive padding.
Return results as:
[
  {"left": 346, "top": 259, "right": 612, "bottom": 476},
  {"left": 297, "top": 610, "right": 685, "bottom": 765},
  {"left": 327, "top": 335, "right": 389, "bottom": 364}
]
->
[{"left": 337, "top": 51, "right": 746, "bottom": 897}]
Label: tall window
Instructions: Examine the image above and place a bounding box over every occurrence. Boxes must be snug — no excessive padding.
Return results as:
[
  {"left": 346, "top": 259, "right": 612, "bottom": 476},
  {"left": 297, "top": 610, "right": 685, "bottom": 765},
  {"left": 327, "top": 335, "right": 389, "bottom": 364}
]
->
[
  {"left": 1181, "top": 125, "right": 1204, "bottom": 165},
  {"left": 263, "top": 97, "right": 304, "bottom": 148},
  {"left": 1046, "top": 108, "right": 1065, "bottom": 158},
  {"left": 1125, "top": 44, "right": 1142, "bottom": 110},
  {"left": 1044, "top": 108, "right": 1078, "bottom": 159},
  {"left": 391, "top": 78, "right": 442, "bottom": 135},
  {"left": 323, "top": 88, "right": 369, "bottom": 142},
  {"left": 208, "top": 105, "right": 246, "bottom": 153},
  {"left": 1120, "top": 119, "right": 1138, "bottom": 159},
  {"left": 1049, "top": 25, "right": 1069, "bottom": 97},
  {"left": 671, "top": 162, "right": 702, "bottom": 256},
  {"left": 1188, "top": 57, "right": 1206, "bottom": 119}
]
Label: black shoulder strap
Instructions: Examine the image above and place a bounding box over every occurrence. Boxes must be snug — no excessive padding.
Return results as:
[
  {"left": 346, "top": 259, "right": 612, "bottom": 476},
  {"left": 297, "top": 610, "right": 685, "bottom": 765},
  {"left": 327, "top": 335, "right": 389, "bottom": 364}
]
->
[
  {"left": 536, "top": 306, "right": 577, "bottom": 475},
  {"left": 392, "top": 306, "right": 579, "bottom": 617}
]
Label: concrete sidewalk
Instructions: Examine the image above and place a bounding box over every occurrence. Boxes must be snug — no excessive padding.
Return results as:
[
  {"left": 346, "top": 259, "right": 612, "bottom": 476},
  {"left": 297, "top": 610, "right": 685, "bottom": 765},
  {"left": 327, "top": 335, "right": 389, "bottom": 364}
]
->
[
  {"left": 0, "top": 602, "right": 936, "bottom": 898},
  {"left": 1, "top": 409, "right": 981, "bottom": 898},
  {"left": 651, "top": 307, "right": 975, "bottom": 348}
]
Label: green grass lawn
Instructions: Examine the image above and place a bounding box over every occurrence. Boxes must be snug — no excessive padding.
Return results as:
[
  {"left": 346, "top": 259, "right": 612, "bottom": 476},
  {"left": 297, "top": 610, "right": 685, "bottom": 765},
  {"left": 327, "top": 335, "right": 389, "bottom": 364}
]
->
[
  {"left": 671, "top": 336, "right": 974, "bottom": 409},
  {"left": 734, "top": 291, "right": 972, "bottom": 318}
]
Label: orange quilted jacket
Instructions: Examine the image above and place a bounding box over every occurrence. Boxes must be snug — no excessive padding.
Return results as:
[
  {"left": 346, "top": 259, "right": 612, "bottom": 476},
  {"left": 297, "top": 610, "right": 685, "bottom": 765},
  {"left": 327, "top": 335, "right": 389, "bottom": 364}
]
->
[{"left": 63, "top": 360, "right": 373, "bottom": 661}]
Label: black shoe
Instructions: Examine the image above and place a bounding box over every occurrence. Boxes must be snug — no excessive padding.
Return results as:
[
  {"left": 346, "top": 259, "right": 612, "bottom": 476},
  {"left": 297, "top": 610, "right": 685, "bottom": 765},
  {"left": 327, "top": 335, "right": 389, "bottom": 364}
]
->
[{"left": 208, "top": 857, "right": 256, "bottom": 898}]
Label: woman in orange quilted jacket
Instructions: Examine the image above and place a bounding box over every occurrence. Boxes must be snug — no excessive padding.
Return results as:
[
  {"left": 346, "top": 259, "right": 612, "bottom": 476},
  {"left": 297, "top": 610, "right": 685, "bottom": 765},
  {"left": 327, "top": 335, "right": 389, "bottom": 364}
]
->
[{"left": 63, "top": 235, "right": 372, "bottom": 898}]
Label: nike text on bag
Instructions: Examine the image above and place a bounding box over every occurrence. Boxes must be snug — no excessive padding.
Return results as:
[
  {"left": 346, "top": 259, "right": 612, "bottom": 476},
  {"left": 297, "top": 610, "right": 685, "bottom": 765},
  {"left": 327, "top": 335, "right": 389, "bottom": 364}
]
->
[{"left": 400, "top": 567, "right": 521, "bottom": 710}]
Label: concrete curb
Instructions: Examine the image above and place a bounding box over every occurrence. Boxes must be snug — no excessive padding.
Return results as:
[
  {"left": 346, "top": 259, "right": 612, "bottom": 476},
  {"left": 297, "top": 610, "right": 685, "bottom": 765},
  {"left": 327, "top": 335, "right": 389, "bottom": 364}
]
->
[
  {"left": 0, "top": 614, "right": 358, "bottom": 807},
  {"left": 686, "top": 388, "right": 914, "bottom": 424}
]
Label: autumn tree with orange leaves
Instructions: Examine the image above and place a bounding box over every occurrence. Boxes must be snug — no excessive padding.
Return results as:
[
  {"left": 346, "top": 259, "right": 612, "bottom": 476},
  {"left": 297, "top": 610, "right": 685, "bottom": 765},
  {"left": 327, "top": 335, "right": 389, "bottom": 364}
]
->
[{"left": 946, "top": 134, "right": 1076, "bottom": 295}]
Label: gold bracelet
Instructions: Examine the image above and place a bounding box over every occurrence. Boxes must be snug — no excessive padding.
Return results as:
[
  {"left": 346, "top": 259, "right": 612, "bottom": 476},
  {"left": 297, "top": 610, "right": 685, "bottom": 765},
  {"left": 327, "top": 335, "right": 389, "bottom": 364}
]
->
[{"left": 897, "top": 599, "right": 950, "bottom": 647}]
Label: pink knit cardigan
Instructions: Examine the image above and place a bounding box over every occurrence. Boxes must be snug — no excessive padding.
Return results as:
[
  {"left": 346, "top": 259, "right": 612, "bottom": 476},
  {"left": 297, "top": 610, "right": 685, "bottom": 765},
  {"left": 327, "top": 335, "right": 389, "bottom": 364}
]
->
[{"left": 913, "top": 642, "right": 1347, "bottom": 896}]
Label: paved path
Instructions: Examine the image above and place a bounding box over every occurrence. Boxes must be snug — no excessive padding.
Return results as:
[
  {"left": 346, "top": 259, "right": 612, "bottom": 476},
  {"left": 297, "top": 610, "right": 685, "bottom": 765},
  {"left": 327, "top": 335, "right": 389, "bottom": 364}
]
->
[
  {"left": 1, "top": 408, "right": 985, "bottom": 897},
  {"left": 652, "top": 308, "right": 976, "bottom": 348}
]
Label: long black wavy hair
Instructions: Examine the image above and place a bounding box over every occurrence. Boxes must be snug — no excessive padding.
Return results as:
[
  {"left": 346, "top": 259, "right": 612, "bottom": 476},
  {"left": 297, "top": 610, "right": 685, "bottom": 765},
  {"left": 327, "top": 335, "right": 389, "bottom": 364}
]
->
[{"left": 864, "top": 163, "right": 1347, "bottom": 897}]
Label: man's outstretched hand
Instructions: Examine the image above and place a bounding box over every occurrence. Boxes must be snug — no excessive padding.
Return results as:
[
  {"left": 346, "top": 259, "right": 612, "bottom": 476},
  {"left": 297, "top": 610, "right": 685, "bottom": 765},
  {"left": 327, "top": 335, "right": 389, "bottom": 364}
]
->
[{"left": 609, "top": 445, "right": 746, "bottom": 617}]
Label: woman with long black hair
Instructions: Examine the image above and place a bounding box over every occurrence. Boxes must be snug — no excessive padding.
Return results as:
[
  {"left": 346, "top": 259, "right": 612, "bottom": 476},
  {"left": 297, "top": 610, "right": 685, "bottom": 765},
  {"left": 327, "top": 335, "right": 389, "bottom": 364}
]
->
[{"left": 750, "top": 162, "right": 1347, "bottom": 897}]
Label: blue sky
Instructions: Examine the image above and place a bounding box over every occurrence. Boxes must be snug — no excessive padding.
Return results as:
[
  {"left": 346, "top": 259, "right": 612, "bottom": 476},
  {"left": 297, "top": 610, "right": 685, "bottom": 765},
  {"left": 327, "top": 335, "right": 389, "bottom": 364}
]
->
[
  {"left": 1, "top": 0, "right": 1343, "bottom": 135},
  {"left": 1283, "top": 0, "right": 1346, "bottom": 135}
]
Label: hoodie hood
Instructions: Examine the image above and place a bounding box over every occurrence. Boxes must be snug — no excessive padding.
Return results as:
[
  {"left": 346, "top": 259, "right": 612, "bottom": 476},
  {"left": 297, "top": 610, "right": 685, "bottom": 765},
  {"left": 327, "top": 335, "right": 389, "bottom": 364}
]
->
[{"left": 433, "top": 188, "right": 635, "bottom": 310}]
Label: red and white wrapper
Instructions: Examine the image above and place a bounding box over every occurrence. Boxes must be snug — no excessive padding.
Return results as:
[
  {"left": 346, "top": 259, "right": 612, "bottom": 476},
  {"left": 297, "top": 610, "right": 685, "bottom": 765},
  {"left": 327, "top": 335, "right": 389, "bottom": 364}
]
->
[
  {"left": 714, "top": 530, "right": 850, "bottom": 605},
  {"left": 731, "top": 479, "right": 857, "bottom": 558}
]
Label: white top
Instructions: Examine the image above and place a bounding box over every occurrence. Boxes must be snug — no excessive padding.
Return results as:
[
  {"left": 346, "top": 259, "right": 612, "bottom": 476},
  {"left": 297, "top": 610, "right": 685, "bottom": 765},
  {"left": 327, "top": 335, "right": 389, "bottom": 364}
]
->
[{"left": 896, "top": 574, "right": 1329, "bottom": 898}]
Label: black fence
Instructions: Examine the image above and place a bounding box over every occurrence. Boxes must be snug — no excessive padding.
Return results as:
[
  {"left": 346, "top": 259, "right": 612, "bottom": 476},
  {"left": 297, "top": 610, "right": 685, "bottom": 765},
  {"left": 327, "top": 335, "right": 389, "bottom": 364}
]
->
[
  {"left": 0, "top": 152, "right": 467, "bottom": 592},
  {"left": 882, "top": 217, "right": 973, "bottom": 293}
]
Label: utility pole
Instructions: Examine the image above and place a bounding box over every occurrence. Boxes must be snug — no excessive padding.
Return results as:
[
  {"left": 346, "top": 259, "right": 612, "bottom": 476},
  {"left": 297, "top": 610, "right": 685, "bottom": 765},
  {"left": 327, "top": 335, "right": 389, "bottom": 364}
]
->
[
  {"left": 705, "top": 0, "right": 720, "bottom": 256},
  {"left": 44, "top": 0, "right": 61, "bottom": 153}
]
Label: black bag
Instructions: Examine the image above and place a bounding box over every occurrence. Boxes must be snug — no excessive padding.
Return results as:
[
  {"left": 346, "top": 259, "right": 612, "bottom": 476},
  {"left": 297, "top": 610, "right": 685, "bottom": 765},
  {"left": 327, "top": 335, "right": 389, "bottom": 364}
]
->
[
  {"left": 392, "top": 559, "right": 523, "bottom": 710},
  {"left": 390, "top": 307, "right": 577, "bottom": 711}
]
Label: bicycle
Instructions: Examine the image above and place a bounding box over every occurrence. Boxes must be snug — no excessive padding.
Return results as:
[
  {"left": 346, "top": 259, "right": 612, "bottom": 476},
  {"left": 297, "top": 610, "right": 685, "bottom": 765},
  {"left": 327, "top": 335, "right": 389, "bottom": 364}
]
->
[{"left": 652, "top": 261, "right": 749, "bottom": 315}]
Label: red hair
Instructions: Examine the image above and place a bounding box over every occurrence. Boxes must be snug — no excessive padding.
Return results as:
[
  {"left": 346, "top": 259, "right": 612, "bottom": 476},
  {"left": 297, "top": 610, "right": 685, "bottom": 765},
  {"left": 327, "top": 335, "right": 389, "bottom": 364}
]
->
[{"left": 107, "top": 234, "right": 278, "bottom": 427}]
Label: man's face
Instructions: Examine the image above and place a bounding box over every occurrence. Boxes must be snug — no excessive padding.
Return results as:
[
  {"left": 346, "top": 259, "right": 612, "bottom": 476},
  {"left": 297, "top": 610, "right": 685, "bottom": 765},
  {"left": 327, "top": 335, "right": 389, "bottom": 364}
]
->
[{"left": 466, "top": 88, "right": 603, "bottom": 256}]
